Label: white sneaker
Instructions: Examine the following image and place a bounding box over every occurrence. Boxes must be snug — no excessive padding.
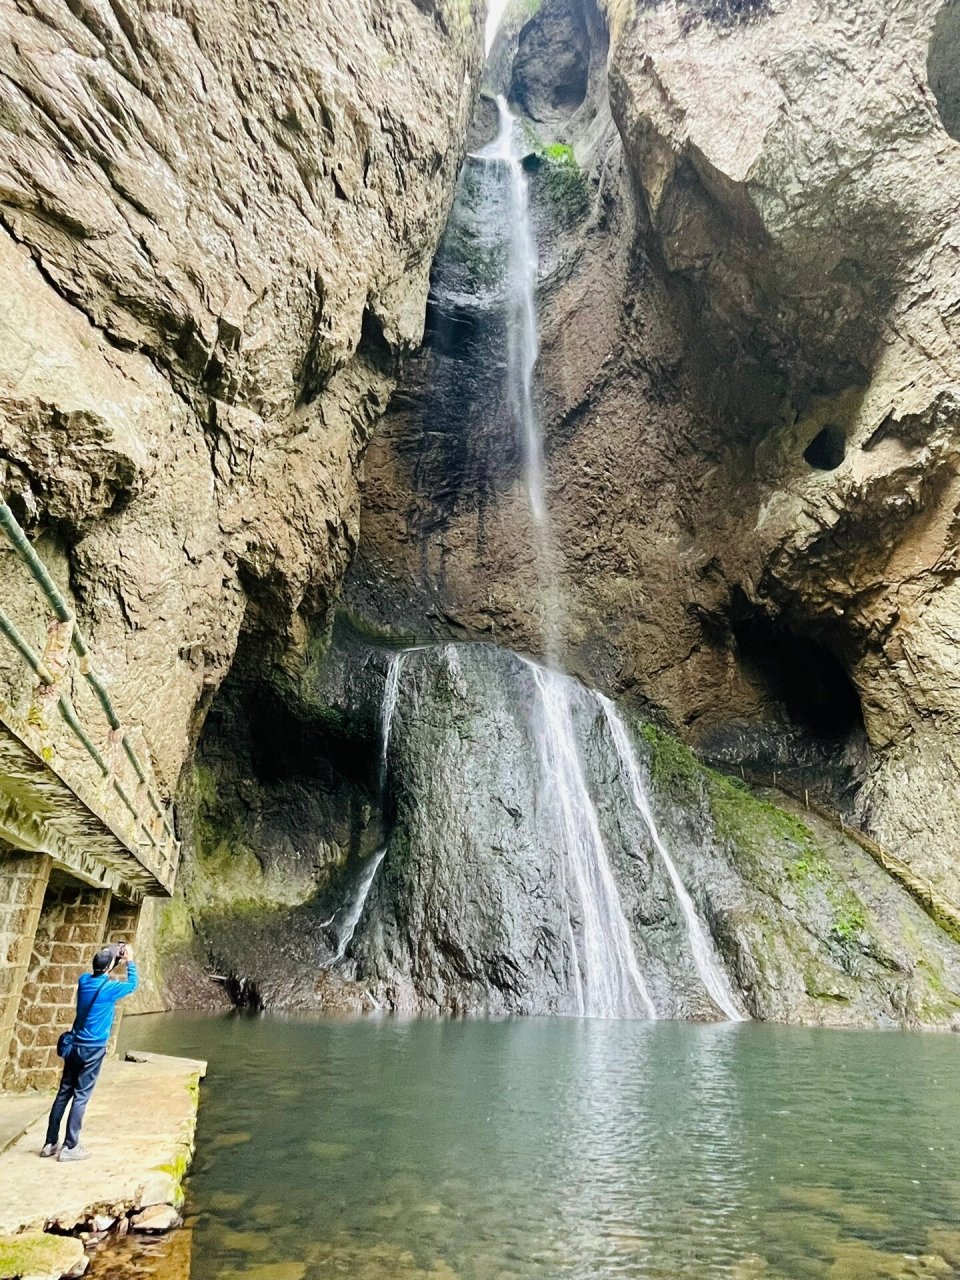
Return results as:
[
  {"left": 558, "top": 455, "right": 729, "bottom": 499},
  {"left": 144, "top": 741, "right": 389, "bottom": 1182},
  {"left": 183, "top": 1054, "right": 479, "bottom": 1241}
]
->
[
  {"left": 57, "top": 1144, "right": 90, "bottom": 1162},
  {"left": 39, "top": 1143, "right": 60, "bottom": 1158}
]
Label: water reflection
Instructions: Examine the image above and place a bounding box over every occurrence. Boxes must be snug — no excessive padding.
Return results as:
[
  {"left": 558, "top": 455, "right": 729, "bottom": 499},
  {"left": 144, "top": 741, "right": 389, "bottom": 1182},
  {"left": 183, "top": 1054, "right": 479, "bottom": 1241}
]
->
[{"left": 97, "top": 1015, "right": 960, "bottom": 1280}]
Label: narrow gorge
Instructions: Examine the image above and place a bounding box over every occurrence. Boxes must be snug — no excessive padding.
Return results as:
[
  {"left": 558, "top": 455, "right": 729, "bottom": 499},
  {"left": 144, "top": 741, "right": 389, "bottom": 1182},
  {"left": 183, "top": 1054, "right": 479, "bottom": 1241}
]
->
[
  {"left": 159, "top": 0, "right": 960, "bottom": 1031},
  {"left": 5, "top": 2, "right": 960, "bottom": 1278}
]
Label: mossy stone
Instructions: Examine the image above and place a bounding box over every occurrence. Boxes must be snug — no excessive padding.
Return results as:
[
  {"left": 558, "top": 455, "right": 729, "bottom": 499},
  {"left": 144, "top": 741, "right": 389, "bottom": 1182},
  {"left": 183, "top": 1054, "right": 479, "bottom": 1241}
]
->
[{"left": 0, "top": 1231, "right": 85, "bottom": 1280}]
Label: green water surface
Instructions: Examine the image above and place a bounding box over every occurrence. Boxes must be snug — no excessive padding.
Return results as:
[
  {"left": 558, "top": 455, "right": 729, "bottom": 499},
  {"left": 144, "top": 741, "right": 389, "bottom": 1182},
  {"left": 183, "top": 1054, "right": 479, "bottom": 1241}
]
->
[{"left": 110, "top": 1015, "right": 960, "bottom": 1279}]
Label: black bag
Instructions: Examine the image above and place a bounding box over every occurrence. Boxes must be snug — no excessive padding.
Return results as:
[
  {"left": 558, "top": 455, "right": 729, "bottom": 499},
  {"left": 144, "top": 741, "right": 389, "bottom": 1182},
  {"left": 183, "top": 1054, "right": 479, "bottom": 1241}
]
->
[{"left": 57, "top": 976, "right": 109, "bottom": 1059}]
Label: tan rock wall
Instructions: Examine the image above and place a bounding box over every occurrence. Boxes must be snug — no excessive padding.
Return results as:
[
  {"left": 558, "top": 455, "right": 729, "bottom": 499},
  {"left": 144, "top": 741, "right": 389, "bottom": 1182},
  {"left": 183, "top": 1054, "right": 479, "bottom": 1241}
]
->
[{"left": 0, "top": 0, "right": 484, "bottom": 798}]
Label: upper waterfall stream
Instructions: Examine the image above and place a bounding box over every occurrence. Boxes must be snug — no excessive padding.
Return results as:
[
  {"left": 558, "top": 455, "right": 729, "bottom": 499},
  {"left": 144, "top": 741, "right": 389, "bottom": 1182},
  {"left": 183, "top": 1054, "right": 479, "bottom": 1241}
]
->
[
  {"left": 481, "top": 99, "right": 659, "bottom": 1018},
  {"left": 335, "top": 98, "right": 747, "bottom": 1021}
]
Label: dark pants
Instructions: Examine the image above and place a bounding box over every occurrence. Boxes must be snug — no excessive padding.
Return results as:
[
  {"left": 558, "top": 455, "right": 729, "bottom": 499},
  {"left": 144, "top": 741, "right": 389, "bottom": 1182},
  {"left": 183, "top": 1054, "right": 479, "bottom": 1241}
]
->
[{"left": 45, "top": 1045, "right": 107, "bottom": 1149}]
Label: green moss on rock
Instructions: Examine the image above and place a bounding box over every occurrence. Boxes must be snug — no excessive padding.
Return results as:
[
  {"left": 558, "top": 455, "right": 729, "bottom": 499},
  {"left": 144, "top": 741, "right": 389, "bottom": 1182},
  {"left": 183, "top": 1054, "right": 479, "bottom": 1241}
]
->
[
  {"left": 534, "top": 144, "right": 588, "bottom": 225},
  {"left": 639, "top": 722, "right": 702, "bottom": 805},
  {"left": 709, "top": 772, "right": 817, "bottom": 868},
  {"left": 0, "top": 1231, "right": 85, "bottom": 1280}
]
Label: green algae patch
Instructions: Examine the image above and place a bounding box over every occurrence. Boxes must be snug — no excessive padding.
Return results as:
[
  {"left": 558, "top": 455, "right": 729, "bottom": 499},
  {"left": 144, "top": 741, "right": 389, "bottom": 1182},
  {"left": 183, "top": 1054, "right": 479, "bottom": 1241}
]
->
[
  {"left": 509, "top": 0, "right": 543, "bottom": 18},
  {"left": 709, "top": 772, "right": 817, "bottom": 869},
  {"left": 0, "top": 1231, "right": 85, "bottom": 1280},
  {"left": 151, "top": 1147, "right": 191, "bottom": 1209},
  {"left": 639, "top": 722, "right": 703, "bottom": 806},
  {"left": 533, "top": 144, "right": 588, "bottom": 225},
  {"left": 827, "top": 889, "right": 867, "bottom": 943}
]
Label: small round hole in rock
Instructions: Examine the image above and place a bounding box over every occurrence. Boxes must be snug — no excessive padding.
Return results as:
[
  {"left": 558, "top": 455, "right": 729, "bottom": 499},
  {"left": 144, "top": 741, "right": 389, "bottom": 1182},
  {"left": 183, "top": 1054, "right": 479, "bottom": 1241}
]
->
[{"left": 804, "top": 424, "right": 846, "bottom": 471}]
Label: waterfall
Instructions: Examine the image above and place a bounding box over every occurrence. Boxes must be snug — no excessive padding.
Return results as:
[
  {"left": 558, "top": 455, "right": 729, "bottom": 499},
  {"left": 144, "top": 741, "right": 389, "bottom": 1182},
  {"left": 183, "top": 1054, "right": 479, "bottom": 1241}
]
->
[
  {"left": 476, "top": 99, "right": 659, "bottom": 1017},
  {"left": 332, "top": 651, "right": 406, "bottom": 964},
  {"left": 598, "top": 695, "right": 747, "bottom": 1022},
  {"left": 485, "top": 99, "right": 548, "bottom": 530},
  {"left": 529, "top": 663, "right": 657, "bottom": 1019},
  {"left": 379, "top": 650, "right": 405, "bottom": 789},
  {"left": 332, "top": 847, "right": 388, "bottom": 963}
]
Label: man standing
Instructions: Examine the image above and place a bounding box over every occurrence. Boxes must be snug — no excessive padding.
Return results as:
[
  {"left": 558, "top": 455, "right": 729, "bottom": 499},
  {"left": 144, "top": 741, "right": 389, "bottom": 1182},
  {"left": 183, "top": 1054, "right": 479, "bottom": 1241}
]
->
[{"left": 41, "top": 942, "right": 138, "bottom": 1162}]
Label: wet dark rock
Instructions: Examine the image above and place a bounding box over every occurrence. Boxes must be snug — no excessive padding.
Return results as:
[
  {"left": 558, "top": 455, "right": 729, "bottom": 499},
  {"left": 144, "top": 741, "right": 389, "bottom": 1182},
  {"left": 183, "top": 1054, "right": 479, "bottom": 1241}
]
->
[
  {"left": 344, "top": 644, "right": 960, "bottom": 1027},
  {"left": 510, "top": 0, "right": 590, "bottom": 122},
  {"left": 348, "top": 644, "right": 716, "bottom": 1017},
  {"left": 167, "top": 637, "right": 960, "bottom": 1028}
]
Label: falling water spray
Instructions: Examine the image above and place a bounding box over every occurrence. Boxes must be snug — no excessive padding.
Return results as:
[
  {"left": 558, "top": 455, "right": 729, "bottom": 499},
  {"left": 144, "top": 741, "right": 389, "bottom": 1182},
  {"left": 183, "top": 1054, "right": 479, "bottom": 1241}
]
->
[{"left": 482, "top": 99, "right": 658, "bottom": 1018}]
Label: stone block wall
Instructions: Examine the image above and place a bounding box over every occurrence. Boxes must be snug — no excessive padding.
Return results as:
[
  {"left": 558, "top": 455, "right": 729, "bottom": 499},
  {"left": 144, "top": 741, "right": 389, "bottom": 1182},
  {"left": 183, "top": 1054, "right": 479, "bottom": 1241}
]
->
[
  {"left": 105, "top": 898, "right": 140, "bottom": 949},
  {"left": 0, "top": 849, "right": 51, "bottom": 1088},
  {"left": 104, "top": 897, "right": 142, "bottom": 1057},
  {"left": 6, "top": 871, "right": 111, "bottom": 1090}
]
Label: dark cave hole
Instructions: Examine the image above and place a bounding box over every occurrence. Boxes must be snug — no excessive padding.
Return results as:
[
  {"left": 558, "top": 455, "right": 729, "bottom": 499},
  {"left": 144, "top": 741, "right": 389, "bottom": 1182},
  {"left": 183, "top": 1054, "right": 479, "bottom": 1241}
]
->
[
  {"left": 803, "top": 423, "right": 846, "bottom": 471},
  {"left": 929, "top": 0, "right": 960, "bottom": 141},
  {"left": 509, "top": 0, "right": 589, "bottom": 124},
  {"left": 551, "top": 79, "right": 588, "bottom": 113},
  {"left": 223, "top": 975, "right": 264, "bottom": 1011},
  {"left": 242, "top": 682, "right": 378, "bottom": 791},
  {"left": 731, "top": 608, "right": 865, "bottom": 745}
]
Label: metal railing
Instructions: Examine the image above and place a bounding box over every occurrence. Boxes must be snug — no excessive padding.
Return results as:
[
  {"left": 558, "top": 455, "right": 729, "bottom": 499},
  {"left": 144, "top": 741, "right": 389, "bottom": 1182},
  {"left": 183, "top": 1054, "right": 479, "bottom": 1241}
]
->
[{"left": 0, "top": 497, "right": 179, "bottom": 891}]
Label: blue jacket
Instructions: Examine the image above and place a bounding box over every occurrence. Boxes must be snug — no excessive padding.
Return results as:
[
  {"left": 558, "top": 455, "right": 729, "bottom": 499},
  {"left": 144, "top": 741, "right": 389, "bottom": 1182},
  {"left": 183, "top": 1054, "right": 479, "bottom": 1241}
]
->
[{"left": 73, "top": 963, "right": 138, "bottom": 1048}]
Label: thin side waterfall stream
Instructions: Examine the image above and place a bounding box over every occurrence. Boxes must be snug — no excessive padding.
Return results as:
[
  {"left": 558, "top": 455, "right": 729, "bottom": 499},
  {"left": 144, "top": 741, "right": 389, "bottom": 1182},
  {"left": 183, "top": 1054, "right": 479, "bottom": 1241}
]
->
[
  {"left": 598, "top": 695, "right": 746, "bottom": 1021},
  {"left": 379, "top": 649, "right": 406, "bottom": 787},
  {"left": 329, "top": 650, "right": 407, "bottom": 964},
  {"left": 331, "top": 848, "right": 387, "bottom": 964}
]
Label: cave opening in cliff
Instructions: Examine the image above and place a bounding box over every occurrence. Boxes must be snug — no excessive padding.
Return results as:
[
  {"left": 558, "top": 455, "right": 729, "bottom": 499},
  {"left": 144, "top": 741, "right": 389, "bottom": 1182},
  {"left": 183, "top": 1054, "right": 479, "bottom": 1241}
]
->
[
  {"left": 509, "top": 0, "right": 589, "bottom": 123},
  {"left": 731, "top": 606, "right": 865, "bottom": 747},
  {"left": 929, "top": 0, "right": 960, "bottom": 141},
  {"left": 803, "top": 423, "right": 846, "bottom": 471},
  {"left": 191, "top": 653, "right": 384, "bottom": 903}
]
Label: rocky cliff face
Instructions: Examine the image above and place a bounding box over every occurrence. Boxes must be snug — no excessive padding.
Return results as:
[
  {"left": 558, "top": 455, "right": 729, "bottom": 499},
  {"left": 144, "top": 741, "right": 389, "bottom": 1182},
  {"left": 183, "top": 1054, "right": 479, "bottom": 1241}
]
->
[
  {"left": 0, "top": 0, "right": 483, "bottom": 792},
  {"left": 188, "top": 640, "right": 960, "bottom": 1028},
  {"left": 13, "top": 0, "right": 957, "bottom": 1026},
  {"left": 354, "top": 0, "right": 960, "bottom": 902}
]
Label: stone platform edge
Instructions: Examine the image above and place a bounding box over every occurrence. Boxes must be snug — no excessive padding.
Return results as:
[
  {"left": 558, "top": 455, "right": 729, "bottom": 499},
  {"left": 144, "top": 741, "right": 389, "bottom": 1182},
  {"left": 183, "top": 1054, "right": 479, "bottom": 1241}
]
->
[{"left": 0, "top": 1050, "right": 206, "bottom": 1280}]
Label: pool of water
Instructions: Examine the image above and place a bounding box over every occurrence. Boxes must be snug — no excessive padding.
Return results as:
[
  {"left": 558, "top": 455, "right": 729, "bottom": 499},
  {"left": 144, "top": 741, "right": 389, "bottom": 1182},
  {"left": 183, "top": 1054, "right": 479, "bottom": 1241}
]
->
[{"left": 98, "top": 1015, "right": 960, "bottom": 1279}]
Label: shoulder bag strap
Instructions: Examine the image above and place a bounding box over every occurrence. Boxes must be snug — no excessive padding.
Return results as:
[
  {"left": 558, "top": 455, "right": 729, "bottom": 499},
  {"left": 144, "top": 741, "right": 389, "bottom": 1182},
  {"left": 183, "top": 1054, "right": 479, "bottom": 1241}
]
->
[{"left": 73, "top": 974, "right": 111, "bottom": 1036}]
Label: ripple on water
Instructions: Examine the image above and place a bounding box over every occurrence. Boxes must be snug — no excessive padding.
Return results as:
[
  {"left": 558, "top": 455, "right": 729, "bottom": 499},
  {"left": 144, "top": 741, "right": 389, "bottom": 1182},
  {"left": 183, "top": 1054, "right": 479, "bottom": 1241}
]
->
[{"left": 85, "top": 1015, "right": 960, "bottom": 1280}]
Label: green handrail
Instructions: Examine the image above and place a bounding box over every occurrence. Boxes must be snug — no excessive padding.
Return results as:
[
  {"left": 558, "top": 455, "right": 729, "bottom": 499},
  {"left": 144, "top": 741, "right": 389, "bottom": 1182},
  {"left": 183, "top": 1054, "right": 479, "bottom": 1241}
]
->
[
  {"left": 0, "top": 605, "right": 55, "bottom": 685},
  {"left": 0, "top": 605, "right": 112, "bottom": 775},
  {"left": 0, "top": 497, "right": 178, "bottom": 878}
]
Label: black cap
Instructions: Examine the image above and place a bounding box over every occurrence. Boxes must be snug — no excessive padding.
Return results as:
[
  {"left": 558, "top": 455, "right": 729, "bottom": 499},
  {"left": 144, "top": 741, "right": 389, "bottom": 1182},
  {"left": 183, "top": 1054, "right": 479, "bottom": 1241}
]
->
[{"left": 93, "top": 944, "right": 120, "bottom": 974}]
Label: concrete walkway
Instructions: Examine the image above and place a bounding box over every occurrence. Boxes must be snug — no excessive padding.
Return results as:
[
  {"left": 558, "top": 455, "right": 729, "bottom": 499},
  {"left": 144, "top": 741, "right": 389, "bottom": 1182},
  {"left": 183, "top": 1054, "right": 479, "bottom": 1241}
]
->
[
  {"left": 0, "top": 1051, "right": 205, "bottom": 1237},
  {"left": 0, "top": 1090, "right": 47, "bottom": 1155}
]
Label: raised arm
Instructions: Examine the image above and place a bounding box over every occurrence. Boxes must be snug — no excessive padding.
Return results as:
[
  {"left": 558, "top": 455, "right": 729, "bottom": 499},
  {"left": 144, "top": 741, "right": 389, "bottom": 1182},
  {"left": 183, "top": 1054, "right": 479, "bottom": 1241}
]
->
[{"left": 110, "top": 949, "right": 139, "bottom": 999}]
